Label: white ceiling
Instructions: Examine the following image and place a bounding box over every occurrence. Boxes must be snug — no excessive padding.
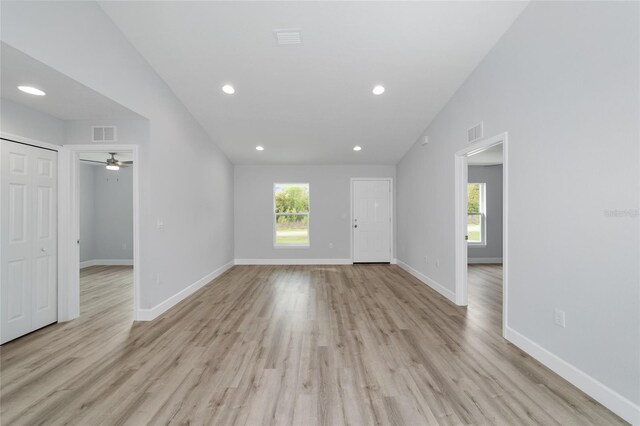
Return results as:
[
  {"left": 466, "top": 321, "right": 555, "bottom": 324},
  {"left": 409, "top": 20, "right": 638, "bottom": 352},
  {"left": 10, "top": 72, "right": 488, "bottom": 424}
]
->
[
  {"left": 468, "top": 143, "right": 503, "bottom": 166},
  {"left": 1, "top": 42, "right": 143, "bottom": 121},
  {"left": 100, "top": 1, "right": 528, "bottom": 165}
]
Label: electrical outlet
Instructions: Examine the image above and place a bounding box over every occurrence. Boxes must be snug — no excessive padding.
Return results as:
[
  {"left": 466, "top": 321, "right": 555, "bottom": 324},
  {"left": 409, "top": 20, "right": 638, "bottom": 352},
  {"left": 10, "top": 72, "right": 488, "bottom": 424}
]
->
[
  {"left": 554, "top": 308, "right": 566, "bottom": 328},
  {"left": 156, "top": 219, "right": 165, "bottom": 229},
  {"left": 122, "top": 243, "right": 127, "bottom": 250},
  {"left": 435, "top": 259, "right": 440, "bottom": 268},
  {"left": 424, "top": 256, "right": 428, "bottom": 264},
  {"left": 329, "top": 242, "right": 333, "bottom": 249}
]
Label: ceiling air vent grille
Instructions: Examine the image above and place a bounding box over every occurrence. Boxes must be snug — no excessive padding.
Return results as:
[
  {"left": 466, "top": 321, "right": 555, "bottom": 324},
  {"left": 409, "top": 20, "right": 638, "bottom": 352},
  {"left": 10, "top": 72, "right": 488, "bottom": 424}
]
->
[
  {"left": 274, "top": 29, "right": 303, "bottom": 45},
  {"left": 467, "top": 122, "right": 483, "bottom": 143},
  {"left": 92, "top": 126, "right": 117, "bottom": 143}
]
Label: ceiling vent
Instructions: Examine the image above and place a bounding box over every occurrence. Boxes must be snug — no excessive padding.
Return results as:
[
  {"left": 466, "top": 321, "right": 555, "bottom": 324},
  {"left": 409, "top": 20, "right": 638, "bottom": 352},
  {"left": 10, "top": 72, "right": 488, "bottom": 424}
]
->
[
  {"left": 467, "top": 122, "right": 483, "bottom": 143},
  {"left": 274, "top": 28, "right": 303, "bottom": 45},
  {"left": 92, "top": 126, "right": 117, "bottom": 143}
]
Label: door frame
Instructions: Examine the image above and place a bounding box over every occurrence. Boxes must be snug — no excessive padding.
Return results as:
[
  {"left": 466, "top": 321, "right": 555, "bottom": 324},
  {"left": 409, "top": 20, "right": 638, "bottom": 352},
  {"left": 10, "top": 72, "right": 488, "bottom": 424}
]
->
[
  {"left": 350, "top": 177, "right": 394, "bottom": 264},
  {"left": 454, "top": 132, "right": 508, "bottom": 337},
  {"left": 63, "top": 144, "right": 140, "bottom": 321},
  {"left": 1, "top": 132, "right": 67, "bottom": 323}
]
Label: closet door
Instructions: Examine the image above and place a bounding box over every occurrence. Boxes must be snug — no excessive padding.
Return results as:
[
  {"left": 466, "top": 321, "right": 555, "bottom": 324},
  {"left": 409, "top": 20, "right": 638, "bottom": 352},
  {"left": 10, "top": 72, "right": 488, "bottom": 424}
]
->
[{"left": 1, "top": 140, "right": 57, "bottom": 344}]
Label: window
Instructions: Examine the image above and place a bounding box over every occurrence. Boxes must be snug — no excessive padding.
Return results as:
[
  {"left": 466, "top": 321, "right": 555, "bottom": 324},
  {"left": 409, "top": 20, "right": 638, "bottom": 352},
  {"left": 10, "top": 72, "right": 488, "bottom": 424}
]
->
[
  {"left": 274, "top": 183, "right": 310, "bottom": 247},
  {"left": 467, "top": 183, "right": 486, "bottom": 245}
]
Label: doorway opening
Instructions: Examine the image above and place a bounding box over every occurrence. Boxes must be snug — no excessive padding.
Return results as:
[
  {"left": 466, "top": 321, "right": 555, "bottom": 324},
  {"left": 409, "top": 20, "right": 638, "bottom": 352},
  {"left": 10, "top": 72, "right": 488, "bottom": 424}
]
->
[
  {"left": 77, "top": 150, "right": 135, "bottom": 320},
  {"left": 455, "top": 133, "right": 508, "bottom": 337},
  {"left": 67, "top": 145, "right": 140, "bottom": 321}
]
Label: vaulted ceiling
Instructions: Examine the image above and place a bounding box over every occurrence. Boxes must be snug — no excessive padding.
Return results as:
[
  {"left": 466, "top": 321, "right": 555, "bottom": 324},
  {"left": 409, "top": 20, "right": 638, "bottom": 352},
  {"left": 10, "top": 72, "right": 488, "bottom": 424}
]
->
[
  {"left": 1, "top": 42, "right": 142, "bottom": 121},
  {"left": 101, "top": 1, "right": 528, "bottom": 165}
]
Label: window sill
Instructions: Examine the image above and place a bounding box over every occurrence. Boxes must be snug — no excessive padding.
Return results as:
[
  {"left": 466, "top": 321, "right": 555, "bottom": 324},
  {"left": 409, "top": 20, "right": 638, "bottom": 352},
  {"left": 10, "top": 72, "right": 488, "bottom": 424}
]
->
[
  {"left": 274, "top": 244, "right": 310, "bottom": 249},
  {"left": 468, "top": 243, "right": 487, "bottom": 247}
]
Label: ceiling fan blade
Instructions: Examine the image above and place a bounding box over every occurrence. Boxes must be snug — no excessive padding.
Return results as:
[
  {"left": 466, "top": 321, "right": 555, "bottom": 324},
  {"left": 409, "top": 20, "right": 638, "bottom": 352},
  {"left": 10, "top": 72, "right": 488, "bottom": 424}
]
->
[{"left": 80, "top": 159, "right": 105, "bottom": 165}]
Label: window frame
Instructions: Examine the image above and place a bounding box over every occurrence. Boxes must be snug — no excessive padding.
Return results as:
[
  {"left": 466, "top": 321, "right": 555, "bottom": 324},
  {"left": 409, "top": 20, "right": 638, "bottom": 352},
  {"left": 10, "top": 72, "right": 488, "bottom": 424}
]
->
[
  {"left": 467, "top": 182, "right": 487, "bottom": 246},
  {"left": 273, "top": 182, "right": 310, "bottom": 248}
]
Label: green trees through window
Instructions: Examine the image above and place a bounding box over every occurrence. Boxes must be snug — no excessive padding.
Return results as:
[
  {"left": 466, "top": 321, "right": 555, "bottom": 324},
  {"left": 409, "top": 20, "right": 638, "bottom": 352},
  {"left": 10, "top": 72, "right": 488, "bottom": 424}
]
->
[
  {"left": 467, "top": 183, "right": 480, "bottom": 214},
  {"left": 467, "top": 183, "right": 485, "bottom": 244},
  {"left": 274, "top": 183, "right": 310, "bottom": 246}
]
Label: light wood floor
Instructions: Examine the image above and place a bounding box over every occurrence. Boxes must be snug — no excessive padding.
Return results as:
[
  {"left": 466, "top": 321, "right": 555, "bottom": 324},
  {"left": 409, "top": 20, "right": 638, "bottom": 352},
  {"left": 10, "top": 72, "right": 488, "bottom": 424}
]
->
[{"left": 0, "top": 264, "right": 625, "bottom": 425}]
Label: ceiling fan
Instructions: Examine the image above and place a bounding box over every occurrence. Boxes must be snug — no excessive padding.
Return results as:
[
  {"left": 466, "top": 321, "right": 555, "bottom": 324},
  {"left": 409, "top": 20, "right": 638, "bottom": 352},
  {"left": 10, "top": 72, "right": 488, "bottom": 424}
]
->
[{"left": 80, "top": 152, "right": 133, "bottom": 171}]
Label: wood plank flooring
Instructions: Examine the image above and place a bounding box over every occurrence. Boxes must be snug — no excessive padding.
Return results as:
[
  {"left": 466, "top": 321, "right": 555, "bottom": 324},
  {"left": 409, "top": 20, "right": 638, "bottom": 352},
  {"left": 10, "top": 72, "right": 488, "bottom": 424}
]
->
[{"left": 0, "top": 264, "right": 625, "bottom": 425}]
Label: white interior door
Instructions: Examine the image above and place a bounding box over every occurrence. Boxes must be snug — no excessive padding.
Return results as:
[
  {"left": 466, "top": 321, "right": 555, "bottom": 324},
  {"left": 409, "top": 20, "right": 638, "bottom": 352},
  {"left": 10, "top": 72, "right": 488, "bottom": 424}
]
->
[
  {"left": 352, "top": 179, "right": 391, "bottom": 263},
  {"left": 1, "top": 140, "right": 57, "bottom": 344}
]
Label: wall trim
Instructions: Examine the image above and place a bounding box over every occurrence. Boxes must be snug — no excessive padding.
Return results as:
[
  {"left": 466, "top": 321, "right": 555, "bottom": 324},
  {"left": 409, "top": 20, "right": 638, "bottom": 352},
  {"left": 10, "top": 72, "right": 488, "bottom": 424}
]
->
[
  {"left": 505, "top": 327, "right": 640, "bottom": 425},
  {"left": 1, "top": 131, "right": 62, "bottom": 152},
  {"left": 396, "top": 260, "right": 456, "bottom": 303},
  {"left": 80, "top": 259, "right": 133, "bottom": 268},
  {"left": 137, "top": 261, "right": 235, "bottom": 321},
  {"left": 467, "top": 257, "right": 503, "bottom": 264},
  {"left": 234, "top": 258, "right": 353, "bottom": 265}
]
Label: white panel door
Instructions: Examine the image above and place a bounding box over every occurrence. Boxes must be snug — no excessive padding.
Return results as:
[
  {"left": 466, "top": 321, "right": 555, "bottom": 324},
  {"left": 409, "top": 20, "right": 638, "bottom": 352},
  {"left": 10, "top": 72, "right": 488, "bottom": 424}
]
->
[
  {"left": 353, "top": 180, "right": 391, "bottom": 263},
  {"left": 1, "top": 140, "right": 57, "bottom": 344}
]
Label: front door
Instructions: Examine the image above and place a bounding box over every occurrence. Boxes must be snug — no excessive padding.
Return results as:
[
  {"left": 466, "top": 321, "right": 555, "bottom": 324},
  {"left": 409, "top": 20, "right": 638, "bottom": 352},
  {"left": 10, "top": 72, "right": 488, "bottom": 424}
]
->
[{"left": 352, "top": 179, "right": 391, "bottom": 263}]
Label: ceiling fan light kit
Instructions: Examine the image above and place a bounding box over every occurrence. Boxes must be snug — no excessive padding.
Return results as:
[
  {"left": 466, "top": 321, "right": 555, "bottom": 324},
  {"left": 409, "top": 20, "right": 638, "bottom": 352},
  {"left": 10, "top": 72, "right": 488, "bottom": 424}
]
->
[
  {"left": 80, "top": 152, "right": 133, "bottom": 170},
  {"left": 104, "top": 152, "right": 133, "bottom": 171}
]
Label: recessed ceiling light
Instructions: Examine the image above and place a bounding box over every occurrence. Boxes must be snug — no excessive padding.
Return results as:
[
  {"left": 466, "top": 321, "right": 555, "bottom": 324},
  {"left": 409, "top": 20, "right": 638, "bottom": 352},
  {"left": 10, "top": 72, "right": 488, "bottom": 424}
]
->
[
  {"left": 353, "top": 146, "right": 362, "bottom": 151},
  {"left": 17, "top": 85, "right": 46, "bottom": 96},
  {"left": 222, "top": 84, "right": 235, "bottom": 95},
  {"left": 256, "top": 146, "right": 264, "bottom": 151},
  {"left": 372, "top": 85, "right": 385, "bottom": 95}
]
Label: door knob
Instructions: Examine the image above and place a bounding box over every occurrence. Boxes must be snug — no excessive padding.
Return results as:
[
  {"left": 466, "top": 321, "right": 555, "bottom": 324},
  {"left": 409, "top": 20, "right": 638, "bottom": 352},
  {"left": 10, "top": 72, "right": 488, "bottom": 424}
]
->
[
  {"left": 354, "top": 225, "right": 358, "bottom": 228},
  {"left": 41, "top": 248, "right": 47, "bottom": 252}
]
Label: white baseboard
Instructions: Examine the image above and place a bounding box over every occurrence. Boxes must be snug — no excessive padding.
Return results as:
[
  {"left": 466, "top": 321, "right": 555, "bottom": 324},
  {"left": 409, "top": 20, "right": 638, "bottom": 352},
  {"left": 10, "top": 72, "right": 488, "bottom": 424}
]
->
[
  {"left": 234, "top": 258, "right": 353, "bottom": 265},
  {"left": 505, "top": 327, "right": 640, "bottom": 425},
  {"left": 396, "top": 259, "right": 456, "bottom": 303},
  {"left": 80, "top": 259, "right": 133, "bottom": 269},
  {"left": 136, "top": 260, "right": 235, "bottom": 321},
  {"left": 468, "top": 257, "right": 503, "bottom": 264}
]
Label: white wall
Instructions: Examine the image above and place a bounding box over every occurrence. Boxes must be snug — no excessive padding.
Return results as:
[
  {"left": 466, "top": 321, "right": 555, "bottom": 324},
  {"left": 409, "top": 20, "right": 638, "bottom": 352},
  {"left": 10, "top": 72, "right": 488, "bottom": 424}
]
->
[
  {"left": 93, "top": 166, "right": 133, "bottom": 260},
  {"left": 1, "top": 1, "right": 235, "bottom": 312},
  {"left": 79, "top": 163, "right": 134, "bottom": 264},
  {"left": 1, "top": 98, "right": 64, "bottom": 144},
  {"left": 397, "top": 1, "right": 639, "bottom": 419},
  {"left": 235, "top": 165, "right": 395, "bottom": 261},
  {"left": 65, "top": 119, "right": 148, "bottom": 146},
  {"left": 468, "top": 165, "right": 502, "bottom": 261},
  {"left": 79, "top": 163, "right": 96, "bottom": 262}
]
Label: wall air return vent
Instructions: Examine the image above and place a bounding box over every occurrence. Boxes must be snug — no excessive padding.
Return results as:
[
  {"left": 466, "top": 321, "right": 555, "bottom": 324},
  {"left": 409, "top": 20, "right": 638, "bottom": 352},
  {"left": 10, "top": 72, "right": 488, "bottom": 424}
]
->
[
  {"left": 92, "top": 126, "right": 117, "bottom": 143},
  {"left": 274, "top": 29, "right": 303, "bottom": 45},
  {"left": 467, "top": 122, "right": 483, "bottom": 143}
]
